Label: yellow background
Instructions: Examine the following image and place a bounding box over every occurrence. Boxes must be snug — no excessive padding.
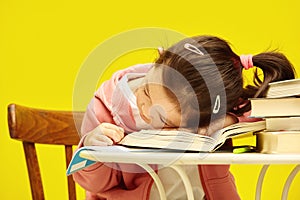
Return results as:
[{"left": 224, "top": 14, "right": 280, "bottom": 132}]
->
[{"left": 1, "top": 0, "right": 300, "bottom": 199}]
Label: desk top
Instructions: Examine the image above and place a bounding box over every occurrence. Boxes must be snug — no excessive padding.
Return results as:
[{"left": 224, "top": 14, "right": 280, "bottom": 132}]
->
[{"left": 79, "top": 146, "right": 300, "bottom": 165}]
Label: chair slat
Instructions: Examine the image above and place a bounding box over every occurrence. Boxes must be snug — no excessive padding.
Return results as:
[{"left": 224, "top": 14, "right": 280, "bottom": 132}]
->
[{"left": 8, "top": 104, "right": 82, "bottom": 145}]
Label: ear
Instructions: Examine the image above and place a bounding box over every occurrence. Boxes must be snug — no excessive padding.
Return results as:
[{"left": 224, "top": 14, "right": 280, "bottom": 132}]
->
[
  {"left": 200, "top": 114, "right": 239, "bottom": 136},
  {"left": 197, "top": 127, "right": 208, "bottom": 136},
  {"left": 224, "top": 113, "right": 239, "bottom": 127},
  {"left": 157, "top": 47, "right": 164, "bottom": 55}
]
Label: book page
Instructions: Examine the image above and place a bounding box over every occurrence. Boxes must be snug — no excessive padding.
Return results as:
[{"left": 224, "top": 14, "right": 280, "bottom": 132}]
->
[
  {"left": 210, "top": 121, "right": 266, "bottom": 143},
  {"left": 119, "top": 129, "right": 218, "bottom": 151}
]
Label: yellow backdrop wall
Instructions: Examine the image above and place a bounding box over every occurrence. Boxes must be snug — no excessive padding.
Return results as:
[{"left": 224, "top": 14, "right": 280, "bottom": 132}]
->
[{"left": 1, "top": 0, "right": 299, "bottom": 199}]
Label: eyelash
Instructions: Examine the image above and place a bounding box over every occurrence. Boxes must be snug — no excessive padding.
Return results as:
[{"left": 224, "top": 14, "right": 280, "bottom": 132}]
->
[{"left": 159, "top": 115, "right": 169, "bottom": 127}]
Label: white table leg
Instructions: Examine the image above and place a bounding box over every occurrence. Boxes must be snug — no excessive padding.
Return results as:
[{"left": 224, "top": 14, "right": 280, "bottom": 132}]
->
[
  {"left": 282, "top": 164, "right": 300, "bottom": 200},
  {"left": 256, "top": 165, "right": 269, "bottom": 200},
  {"left": 169, "top": 165, "right": 195, "bottom": 200},
  {"left": 137, "top": 163, "right": 167, "bottom": 200}
]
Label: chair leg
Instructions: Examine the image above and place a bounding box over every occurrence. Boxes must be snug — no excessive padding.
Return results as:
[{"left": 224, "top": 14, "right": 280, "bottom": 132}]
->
[
  {"left": 23, "top": 142, "right": 45, "bottom": 200},
  {"left": 65, "top": 145, "right": 77, "bottom": 200}
]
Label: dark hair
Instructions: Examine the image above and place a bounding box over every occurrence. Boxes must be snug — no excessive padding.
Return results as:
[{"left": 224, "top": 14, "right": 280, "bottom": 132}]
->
[{"left": 155, "top": 35, "right": 296, "bottom": 128}]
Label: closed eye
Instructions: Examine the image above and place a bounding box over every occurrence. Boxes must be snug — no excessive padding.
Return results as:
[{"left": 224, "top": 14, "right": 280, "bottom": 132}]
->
[{"left": 159, "top": 114, "right": 173, "bottom": 128}]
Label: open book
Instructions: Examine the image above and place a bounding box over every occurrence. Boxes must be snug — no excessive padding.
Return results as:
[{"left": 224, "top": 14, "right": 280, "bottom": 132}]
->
[
  {"left": 118, "top": 121, "right": 266, "bottom": 152},
  {"left": 66, "top": 121, "right": 265, "bottom": 175}
]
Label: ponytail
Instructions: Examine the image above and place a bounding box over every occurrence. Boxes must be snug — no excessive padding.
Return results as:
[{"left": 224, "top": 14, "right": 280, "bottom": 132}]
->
[
  {"left": 246, "top": 51, "right": 296, "bottom": 98},
  {"left": 234, "top": 51, "right": 296, "bottom": 116}
]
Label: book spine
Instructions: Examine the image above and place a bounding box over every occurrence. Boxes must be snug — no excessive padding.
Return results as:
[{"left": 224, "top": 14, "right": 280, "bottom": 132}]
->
[
  {"left": 265, "top": 117, "right": 300, "bottom": 131},
  {"left": 250, "top": 98, "right": 300, "bottom": 118}
]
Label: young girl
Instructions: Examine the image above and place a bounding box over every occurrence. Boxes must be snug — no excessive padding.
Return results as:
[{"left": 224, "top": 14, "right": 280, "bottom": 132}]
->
[{"left": 73, "top": 35, "right": 296, "bottom": 200}]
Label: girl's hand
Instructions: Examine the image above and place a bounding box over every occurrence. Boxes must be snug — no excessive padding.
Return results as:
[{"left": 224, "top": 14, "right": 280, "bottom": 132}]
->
[{"left": 83, "top": 123, "right": 125, "bottom": 146}]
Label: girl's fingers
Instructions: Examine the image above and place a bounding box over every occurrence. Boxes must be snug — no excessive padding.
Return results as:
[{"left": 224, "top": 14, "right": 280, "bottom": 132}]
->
[
  {"left": 101, "top": 123, "right": 124, "bottom": 133},
  {"left": 83, "top": 123, "right": 124, "bottom": 146},
  {"left": 83, "top": 132, "right": 114, "bottom": 146},
  {"left": 83, "top": 133, "right": 110, "bottom": 146},
  {"left": 98, "top": 123, "right": 125, "bottom": 143},
  {"left": 94, "top": 135, "right": 114, "bottom": 145}
]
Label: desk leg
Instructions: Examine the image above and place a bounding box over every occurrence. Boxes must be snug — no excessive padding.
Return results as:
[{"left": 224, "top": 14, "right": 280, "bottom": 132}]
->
[
  {"left": 282, "top": 164, "right": 300, "bottom": 200},
  {"left": 136, "top": 164, "right": 167, "bottom": 200},
  {"left": 169, "top": 165, "right": 195, "bottom": 200},
  {"left": 256, "top": 165, "right": 269, "bottom": 200}
]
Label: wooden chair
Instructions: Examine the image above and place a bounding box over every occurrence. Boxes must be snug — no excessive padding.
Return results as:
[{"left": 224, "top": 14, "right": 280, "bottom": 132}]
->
[{"left": 7, "top": 103, "right": 84, "bottom": 200}]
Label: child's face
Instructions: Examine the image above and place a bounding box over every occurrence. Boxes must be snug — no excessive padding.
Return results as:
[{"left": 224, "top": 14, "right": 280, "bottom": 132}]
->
[{"left": 134, "top": 66, "right": 182, "bottom": 129}]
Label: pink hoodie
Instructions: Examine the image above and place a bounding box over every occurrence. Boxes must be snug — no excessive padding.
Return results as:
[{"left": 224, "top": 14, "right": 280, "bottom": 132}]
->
[{"left": 73, "top": 64, "right": 241, "bottom": 200}]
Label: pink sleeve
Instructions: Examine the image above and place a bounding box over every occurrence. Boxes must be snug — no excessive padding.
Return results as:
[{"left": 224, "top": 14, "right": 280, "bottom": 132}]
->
[
  {"left": 72, "top": 96, "right": 122, "bottom": 194},
  {"left": 199, "top": 165, "right": 240, "bottom": 200},
  {"left": 73, "top": 64, "right": 153, "bottom": 197},
  {"left": 80, "top": 98, "right": 100, "bottom": 135}
]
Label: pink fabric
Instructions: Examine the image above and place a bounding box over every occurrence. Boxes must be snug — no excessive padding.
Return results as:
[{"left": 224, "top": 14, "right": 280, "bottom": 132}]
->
[
  {"left": 238, "top": 110, "right": 262, "bottom": 122},
  {"left": 240, "top": 54, "right": 253, "bottom": 70},
  {"left": 199, "top": 165, "right": 240, "bottom": 200},
  {"left": 73, "top": 63, "right": 241, "bottom": 200}
]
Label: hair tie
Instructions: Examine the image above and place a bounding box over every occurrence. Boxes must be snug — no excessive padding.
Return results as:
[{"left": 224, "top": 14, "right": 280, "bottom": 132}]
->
[{"left": 240, "top": 55, "right": 253, "bottom": 70}]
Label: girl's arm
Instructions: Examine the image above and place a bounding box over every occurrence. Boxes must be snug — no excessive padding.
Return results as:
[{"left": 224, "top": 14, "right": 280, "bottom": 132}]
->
[
  {"left": 83, "top": 122, "right": 124, "bottom": 146},
  {"left": 73, "top": 97, "right": 124, "bottom": 194}
]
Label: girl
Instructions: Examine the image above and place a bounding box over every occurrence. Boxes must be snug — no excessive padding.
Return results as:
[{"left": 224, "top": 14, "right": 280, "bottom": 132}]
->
[{"left": 73, "top": 35, "right": 296, "bottom": 200}]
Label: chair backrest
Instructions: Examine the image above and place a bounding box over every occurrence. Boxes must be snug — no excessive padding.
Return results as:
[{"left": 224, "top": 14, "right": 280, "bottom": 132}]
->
[{"left": 7, "top": 103, "right": 84, "bottom": 200}]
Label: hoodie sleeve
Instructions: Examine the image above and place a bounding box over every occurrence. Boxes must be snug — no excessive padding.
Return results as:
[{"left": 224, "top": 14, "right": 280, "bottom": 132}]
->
[
  {"left": 72, "top": 97, "right": 123, "bottom": 194},
  {"left": 72, "top": 64, "right": 153, "bottom": 197}
]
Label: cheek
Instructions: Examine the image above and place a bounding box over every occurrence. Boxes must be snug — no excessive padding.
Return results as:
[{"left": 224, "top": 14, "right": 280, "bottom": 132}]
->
[
  {"left": 148, "top": 105, "right": 166, "bottom": 128},
  {"left": 135, "top": 89, "right": 144, "bottom": 110},
  {"left": 136, "top": 93, "right": 149, "bottom": 114},
  {"left": 136, "top": 91, "right": 152, "bottom": 122}
]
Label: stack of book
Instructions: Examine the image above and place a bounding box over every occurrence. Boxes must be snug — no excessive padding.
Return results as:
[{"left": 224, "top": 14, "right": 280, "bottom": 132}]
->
[{"left": 249, "top": 78, "right": 300, "bottom": 153}]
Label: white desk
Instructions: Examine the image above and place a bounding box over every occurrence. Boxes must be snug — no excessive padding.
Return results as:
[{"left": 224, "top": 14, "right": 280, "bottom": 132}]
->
[{"left": 79, "top": 147, "right": 300, "bottom": 200}]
